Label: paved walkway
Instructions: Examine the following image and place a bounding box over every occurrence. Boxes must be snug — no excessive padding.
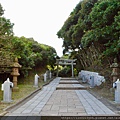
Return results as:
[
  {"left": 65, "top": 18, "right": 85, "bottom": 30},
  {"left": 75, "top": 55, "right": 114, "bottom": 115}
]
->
[{"left": 4, "top": 77, "right": 118, "bottom": 117}]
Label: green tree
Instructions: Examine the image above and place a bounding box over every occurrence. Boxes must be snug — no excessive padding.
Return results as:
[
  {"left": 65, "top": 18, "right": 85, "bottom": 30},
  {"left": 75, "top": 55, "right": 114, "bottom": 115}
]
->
[
  {"left": 0, "top": 3, "right": 14, "bottom": 70},
  {"left": 57, "top": 0, "right": 120, "bottom": 72}
]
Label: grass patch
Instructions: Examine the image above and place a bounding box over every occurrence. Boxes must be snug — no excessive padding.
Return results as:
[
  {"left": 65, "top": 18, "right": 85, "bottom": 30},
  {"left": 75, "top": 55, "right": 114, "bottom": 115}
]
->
[
  {"left": 89, "top": 82, "right": 114, "bottom": 101},
  {"left": 0, "top": 67, "right": 54, "bottom": 114}
]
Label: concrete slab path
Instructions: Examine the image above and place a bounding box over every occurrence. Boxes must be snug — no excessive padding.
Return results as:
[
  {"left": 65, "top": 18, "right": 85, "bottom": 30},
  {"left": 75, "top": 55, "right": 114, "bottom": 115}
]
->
[{"left": 3, "top": 77, "right": 118, "bottom": 117}]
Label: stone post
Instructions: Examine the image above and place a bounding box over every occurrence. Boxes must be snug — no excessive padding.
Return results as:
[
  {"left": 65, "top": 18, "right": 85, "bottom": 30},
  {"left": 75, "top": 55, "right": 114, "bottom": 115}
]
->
[
  {"left": 46, "top": 70, "right": 49, "bottom": 79},
  {"left": 82, "top": 75, "right": 87, "bottom": 83},
  {"left": 90, "top": 76, "right": 94, "bottom": 88},
  {"left": 33, "top": 74, "right": 40, "bottom": 87},
  {"left": 50, "top": 71, "right": 52, "bottom": 79},
  {"left": 114, "top": 79, "right": 120, "bottom": 103},
  {"left": 44, "top": 73, "right": 47, "bottom": 82},
  {"left": 11, "top": 58, "right": 22, "bottom": 92},
  {"left": 110, "top": 58, "right": 120, "bottom": 83}
]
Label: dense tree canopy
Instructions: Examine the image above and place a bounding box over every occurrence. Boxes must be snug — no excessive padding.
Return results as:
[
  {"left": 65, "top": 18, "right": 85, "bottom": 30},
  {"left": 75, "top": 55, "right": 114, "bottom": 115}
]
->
[
  {"left": 57, "top": 0, "right": 98, "bottom": 52},
  {"left": 10, "top": 37, "right": 57, "bottom": 76},
  {"left": 0, "top": 3, "right": 14, "bottom": 74},
  {"left": 57, "top": 0, "right": 120, "bottom": 73}
]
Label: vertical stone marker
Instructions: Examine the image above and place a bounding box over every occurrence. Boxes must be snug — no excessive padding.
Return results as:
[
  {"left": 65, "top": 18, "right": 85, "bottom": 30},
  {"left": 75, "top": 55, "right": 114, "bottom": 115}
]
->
[
  {"left": 90, "top": 76, "right": 94, "bottom": 88},
  {"left": 34, "top": 74, "right": 40, "bottom": 87},
  {"left": 44, "top": 73, "right": 47, "bottom": 82},
  {"left": 50, "top": 71, "right": 52, "bottom": 79},
  {"left": 113, "top": 79, "right": 120, "bottom": 103},
  {"left": 2, "top": 78, "right": 13, "bottom": 103},
  {"left": 82, "top": 75, "right": 87, "bottom": 83}
]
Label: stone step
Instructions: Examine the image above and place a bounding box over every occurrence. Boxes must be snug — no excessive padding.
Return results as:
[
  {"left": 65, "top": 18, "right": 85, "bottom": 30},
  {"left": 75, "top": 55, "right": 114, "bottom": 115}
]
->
[
  {"left": 56, "top": 84, "right": 88, "bottom": 90},
  {"left": 59, "top": 81, "right": 80, "bottom": 84},
  {"left": 56, "top": 86, "right": 88, "bottom": 90},
  {"left": 60, "top": 77, "right": 77, "bottom": 80}
]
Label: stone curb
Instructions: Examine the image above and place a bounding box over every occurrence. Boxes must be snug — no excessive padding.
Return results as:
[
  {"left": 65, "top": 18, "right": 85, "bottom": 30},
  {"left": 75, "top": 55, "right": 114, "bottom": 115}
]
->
[{"left": 1, "top": 77, "right": 55, "bottom": 116}]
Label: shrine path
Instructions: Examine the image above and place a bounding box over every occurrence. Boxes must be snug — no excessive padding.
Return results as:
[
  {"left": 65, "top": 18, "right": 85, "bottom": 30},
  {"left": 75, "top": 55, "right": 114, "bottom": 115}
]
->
[{"left": 1, "top": 77, "right": 119, "bottom": 119}]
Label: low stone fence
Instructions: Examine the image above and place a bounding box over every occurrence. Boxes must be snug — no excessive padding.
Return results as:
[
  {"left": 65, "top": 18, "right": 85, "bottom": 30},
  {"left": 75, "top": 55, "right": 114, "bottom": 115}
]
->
[{"left": 78, "top": 70, "right": 105, "bottom": 86}]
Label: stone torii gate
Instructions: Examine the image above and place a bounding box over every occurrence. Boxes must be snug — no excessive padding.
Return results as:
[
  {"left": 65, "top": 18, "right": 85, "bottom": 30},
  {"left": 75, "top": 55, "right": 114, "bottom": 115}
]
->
[{"left": 56, "top": 59, "right": 77, "bottom": 77}]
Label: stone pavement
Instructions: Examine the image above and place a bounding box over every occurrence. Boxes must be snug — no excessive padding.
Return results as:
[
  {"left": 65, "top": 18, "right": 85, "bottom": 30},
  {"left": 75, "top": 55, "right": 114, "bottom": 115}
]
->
[{"left": 3, "top": 77, "right": 118, "bottom": 117}]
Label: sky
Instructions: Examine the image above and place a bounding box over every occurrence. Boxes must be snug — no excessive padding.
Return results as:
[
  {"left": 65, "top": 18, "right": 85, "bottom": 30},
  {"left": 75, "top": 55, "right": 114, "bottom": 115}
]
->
[{"left": 0, "top": 0, "right": 80, "bottom": 57}]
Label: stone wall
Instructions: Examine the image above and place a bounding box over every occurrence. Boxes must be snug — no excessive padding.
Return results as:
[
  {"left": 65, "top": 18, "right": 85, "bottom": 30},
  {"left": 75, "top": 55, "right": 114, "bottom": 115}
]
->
[{"left": 78, "top": 70, "right": 105, "bottom": 86}]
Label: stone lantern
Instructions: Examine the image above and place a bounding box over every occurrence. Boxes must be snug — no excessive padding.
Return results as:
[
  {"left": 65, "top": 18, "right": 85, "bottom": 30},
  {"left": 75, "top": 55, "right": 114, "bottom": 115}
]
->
[
  {"left": 110, "top": 58, "right": 120, "bottom": 83},
  {"left": 11, "top": 58, "right": 22, "bottom": 92}
]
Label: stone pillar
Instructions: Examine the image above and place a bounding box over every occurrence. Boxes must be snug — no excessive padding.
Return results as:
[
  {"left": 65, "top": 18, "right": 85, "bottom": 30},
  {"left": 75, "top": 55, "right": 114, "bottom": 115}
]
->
[
  {"left": 110, "top": 58, "right": 120, "bottom": 83},
  {"left": 11, "top": 58, "right": 22, "bottom": 92}
]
